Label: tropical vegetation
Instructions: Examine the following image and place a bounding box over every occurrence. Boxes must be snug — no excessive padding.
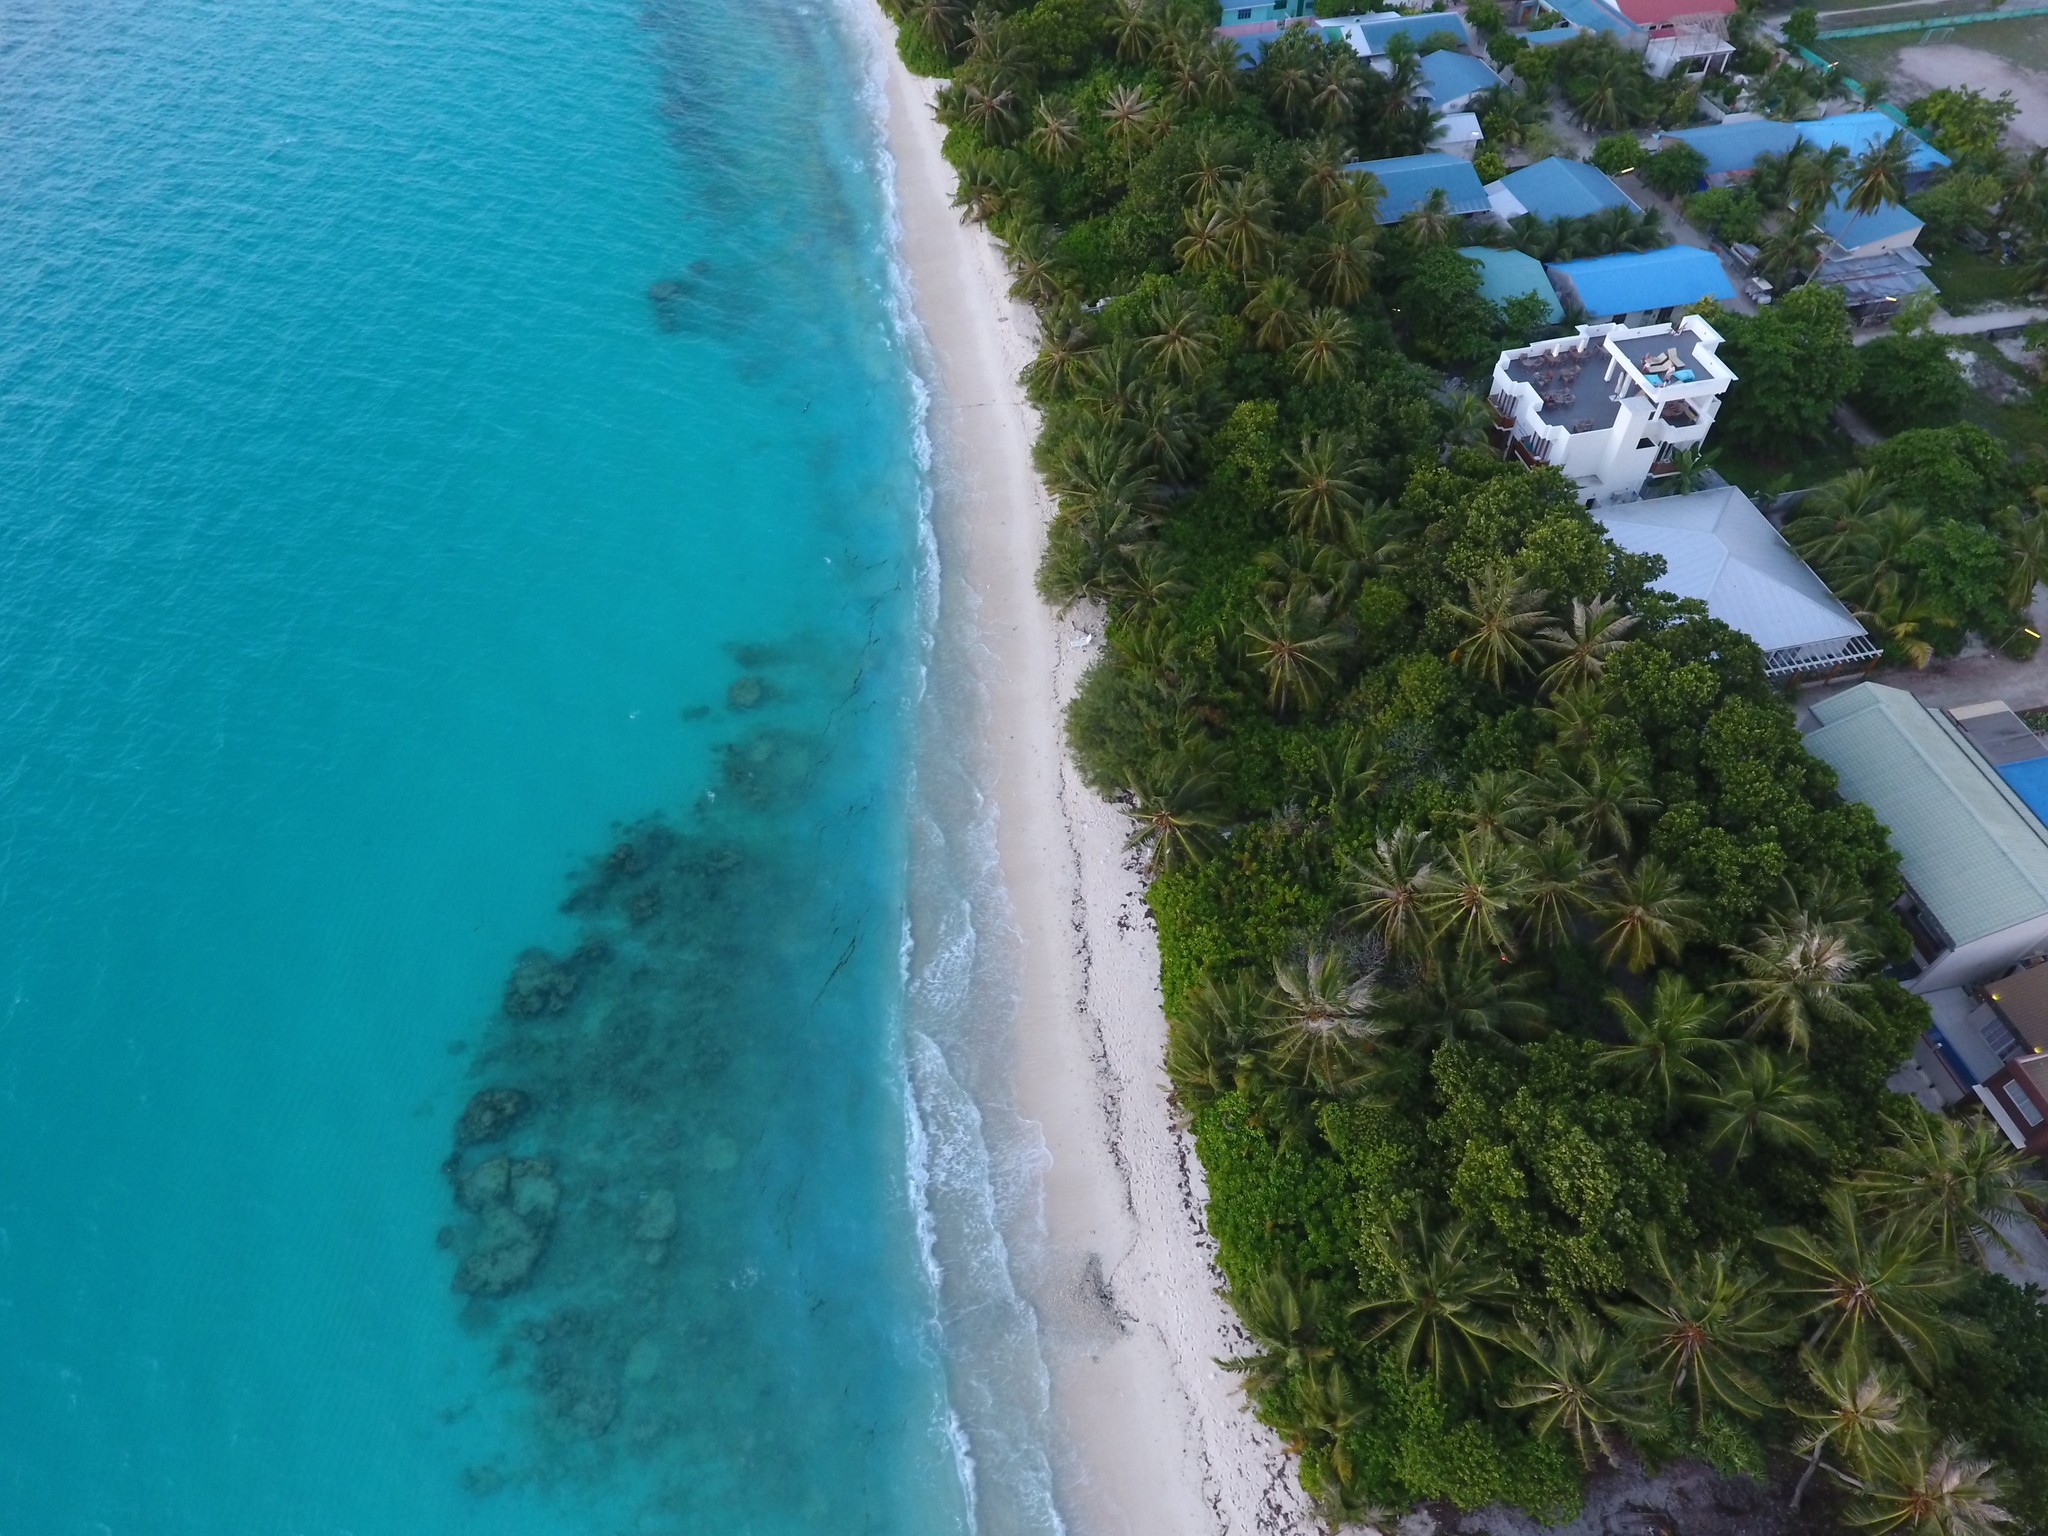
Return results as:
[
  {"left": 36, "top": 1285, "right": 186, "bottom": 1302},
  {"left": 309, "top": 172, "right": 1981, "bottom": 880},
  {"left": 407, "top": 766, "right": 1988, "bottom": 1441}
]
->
[{"left": 878, "top": 0, "right": 2048, "bottom": 1524}]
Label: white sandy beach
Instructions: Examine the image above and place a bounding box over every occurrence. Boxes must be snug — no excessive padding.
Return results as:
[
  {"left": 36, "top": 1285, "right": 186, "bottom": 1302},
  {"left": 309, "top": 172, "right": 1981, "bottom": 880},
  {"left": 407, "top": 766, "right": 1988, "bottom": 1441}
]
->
[{"left": 868, "top": 13, "right": 1318, "bottom": 1534}]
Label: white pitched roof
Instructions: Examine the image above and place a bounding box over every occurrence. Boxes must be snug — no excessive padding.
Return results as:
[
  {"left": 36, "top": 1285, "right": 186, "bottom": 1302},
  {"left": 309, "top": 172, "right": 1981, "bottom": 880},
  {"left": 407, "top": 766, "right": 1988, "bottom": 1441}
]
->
[{"left": 1596, "top": 487, "right": 1863, "bottom": 653}]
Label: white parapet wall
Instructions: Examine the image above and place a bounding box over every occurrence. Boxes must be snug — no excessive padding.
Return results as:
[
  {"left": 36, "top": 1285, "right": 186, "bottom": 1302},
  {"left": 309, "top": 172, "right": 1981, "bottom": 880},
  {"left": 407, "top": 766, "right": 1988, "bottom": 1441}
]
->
[{"left": 1488, "top": 314, "right": 1736, "bottom": 505}]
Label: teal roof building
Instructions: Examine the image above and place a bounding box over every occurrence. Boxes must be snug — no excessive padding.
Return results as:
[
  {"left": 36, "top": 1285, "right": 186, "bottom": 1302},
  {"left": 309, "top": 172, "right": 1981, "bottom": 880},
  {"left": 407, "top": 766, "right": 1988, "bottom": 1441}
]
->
[{"left": 1457, "top": 246, "right": 1562, "bottom": 322}]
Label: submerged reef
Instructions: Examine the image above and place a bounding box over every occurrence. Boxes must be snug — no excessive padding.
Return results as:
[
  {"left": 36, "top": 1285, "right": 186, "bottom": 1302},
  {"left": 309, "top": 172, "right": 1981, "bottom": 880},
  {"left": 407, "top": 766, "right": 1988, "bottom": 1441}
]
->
[{"left": 435, "top": 632, "right": 914, "bottom": 1519}]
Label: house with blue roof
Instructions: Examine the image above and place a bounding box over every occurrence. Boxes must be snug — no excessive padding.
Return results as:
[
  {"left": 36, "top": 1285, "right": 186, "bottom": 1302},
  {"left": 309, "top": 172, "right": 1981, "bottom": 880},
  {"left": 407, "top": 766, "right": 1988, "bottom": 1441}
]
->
[
  {"left": 1348, "top": 152, "right": 1490, "bottom": 223},
  {"left": 1818, "top": 197, "right": 1924, "bottom": 260},
  {"left": 1459, "top": 246, "right": 1563, "bottom": 323},
  {"left": 1326, "top": 11, "right": 1470, "bottom": 58},
  {"left": 1486, "top": 157, "right": 1640, "bottom": 222},
  {"left": 1663, "top": 111, "right": 1949, "bottom": 191},
  {"left": 1546, "top": 246, "right": 1735, "bottom": 322},
  {"left": 1218, "top": 0, "right": 1313, "bottom": 22},
  {"left": 1413, "top": 49, "right": 1501, "bottom": 111}
]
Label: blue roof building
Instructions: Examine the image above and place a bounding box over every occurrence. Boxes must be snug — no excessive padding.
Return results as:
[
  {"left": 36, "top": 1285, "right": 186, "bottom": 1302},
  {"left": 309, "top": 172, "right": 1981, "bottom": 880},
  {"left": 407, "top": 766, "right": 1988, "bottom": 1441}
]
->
[
  {"left": 1546, "top": 246, "right": 1736, "bottom": 319},
  {"left": 1664, "top": 112, "right": 1948, "bottom": 183},
  {"left": 1414, "top": 49, "right": 1501, "bottom": 108},
  {"left": 1348, "top": 152, "right": 1490, "bottom": 222},
  {"left": 1489, "top": 157, "right": 1640, "bottom": 221},
  {"left": 1546, "top": 0, "right": 1642, "bottom": 35},
  {"left": 1326, "top": 11, "right": 1470, "bottom": 56},
  {"left": 1458, "top": 246, "right": 1564, "bottom": 322},
  {"left": 1524, "top": 24, "right": 1578, "bottom": 43},
  {"left": 1818, "top": 197, "right": 1924, "bottom": 255}
]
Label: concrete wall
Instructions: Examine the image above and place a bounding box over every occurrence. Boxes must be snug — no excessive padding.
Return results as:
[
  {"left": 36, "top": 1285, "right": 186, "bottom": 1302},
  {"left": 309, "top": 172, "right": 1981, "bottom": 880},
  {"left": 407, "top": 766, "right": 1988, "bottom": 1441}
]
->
[{"left": 1911, "top": 912, "right": 2048, "bottom": 995}]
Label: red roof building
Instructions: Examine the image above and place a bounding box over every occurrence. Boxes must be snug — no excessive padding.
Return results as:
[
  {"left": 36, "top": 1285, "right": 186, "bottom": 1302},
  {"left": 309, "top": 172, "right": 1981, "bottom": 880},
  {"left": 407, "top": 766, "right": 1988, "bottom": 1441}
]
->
[{"left": 1610, "top": 0, "right": 1734, "bottom": 25}]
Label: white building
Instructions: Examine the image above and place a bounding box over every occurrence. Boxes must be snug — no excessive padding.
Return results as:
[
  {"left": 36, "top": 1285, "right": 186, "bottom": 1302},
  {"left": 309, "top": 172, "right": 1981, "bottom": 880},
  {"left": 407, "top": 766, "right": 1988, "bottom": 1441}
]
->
[
  {"left": 1487, "top": 314, "right": 1736, "bottom": 505},
  {"left": 1595, "top": 487, "right": 1879, "bottom": 679}
]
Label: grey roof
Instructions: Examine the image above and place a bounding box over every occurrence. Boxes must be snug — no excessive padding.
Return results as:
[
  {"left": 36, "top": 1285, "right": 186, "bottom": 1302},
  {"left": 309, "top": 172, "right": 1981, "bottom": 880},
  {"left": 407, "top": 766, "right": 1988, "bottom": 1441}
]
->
[
  {"left": 1596, "top": 487, "right": 1864, "bottom": 653},
  {"left": 1807, "top": 684, "right": 2048, "bottom": 946}
]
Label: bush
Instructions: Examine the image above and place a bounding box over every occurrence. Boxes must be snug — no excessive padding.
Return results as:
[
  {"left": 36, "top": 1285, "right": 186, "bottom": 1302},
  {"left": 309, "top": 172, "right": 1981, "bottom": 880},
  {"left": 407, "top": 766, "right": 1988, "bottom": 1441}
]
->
[
  {"left": 1849, "top": 331, "right": 1969, "bottom": 434},
  {"left": 1590, "top": 133, "right": 1643, "bottom": 177},
  {"left": 1684, "top": 186, "right": 1763, "bottom": 245},
  {"left": 1472, "top": 145, "right": 1509, "bottom": 183},
  {"left": 1640, "top": 141, "right": 1708, "bottom": 198},
  {"left": 1783, "top": 6, "right": 1819, "bottom": 49}
]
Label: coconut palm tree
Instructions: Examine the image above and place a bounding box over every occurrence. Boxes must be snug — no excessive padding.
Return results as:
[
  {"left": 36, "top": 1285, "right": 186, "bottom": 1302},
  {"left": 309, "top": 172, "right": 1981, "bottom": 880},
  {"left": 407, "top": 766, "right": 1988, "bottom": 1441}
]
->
[
  {"left": 1704, "top": 1049, "right": 1826, "bottom": 1166},
  {"left": 1788, "top": 1349, "right": 1919, "bottom": 1510},
  {"left": 1596, "top": 856, "right": 1704, "bottom": 972},
  {"left": 901, "top": 0, "right": 964, "bottom": 53},
  {"left": 1538, "top": 753, "right": 1658, "bottom": 858},
  {"left": 1856, "top": 1110, "right": 2048, "bottom": 1264},
  {"left": 1025, "top": 97, "right": 1083, "bottom": 166},
  {"left": 1755, "top": 218, "right": 1827, "bottom": 287},
  {"left": 1400, "top": 186, "right": 1463, "bottom": 248},
  {"left": 1444, "top": 565, "right": 1550, "bottom": 688},
  {"left": 1265, "top": 950, "right": 1384, "bottom": 1094},
  {"left": 1106, "top": 0, "right": 1159, "bottom": 62},
  {"left": 1850, "top": 1438, "right": 2013, "bottom": 1536},
  {"left": 1598, "top": 972, "right": 1732, "bottom": 1120},
  {"left": 1764, "top": 1189, "right": 1970, "bottom": 1376},
  {"left": 1214, "top": 176, "right": 1280, "bottom": 276},
  {"left": 1420, "top": 832, "right": 1531, "bottom": 961},
  {"left": 1305, "top": 223, "right": 1381, "bottom": 308},
  {"left": 1138, "top": 290, "right": 1217, "bottom": 383},
  {"left": 952, "top": 151, "right": 1032, "bottom": 223},
  {"left": 1174, "top": 205, "right": 1230, "bottom": 273},
  {"left": 1535, "top": 596, "right": 1636, "bottom": 695},
  {"left": 1845, "top": 130, "right": 1916, "bottom": 217},
  {"left": 1100, "top": 83, "right": 1158, "bottom": 176},
  {"left": 1121, "top": 752, "right": 1229, "bottom": 874},
  {"left": 1243, "top": 274, "right": 1311, "bottom": 353},
  {"left": 1287, "top": 308, "right": 1357, "bottom": 385},
  {"left": 1021, "top": 314, "right": 1097, "bottom": 401},
  {"left": 1244, "top": 595, "right": 1347, "bottom": 715},
  {"left": 1720, "top": 914, "right": 1873, "bottom": 1055},
  {"left": 1045, "top": 430, "right": 1155, "bottom": 521},
  {"left": 1276, "top": 434, "right": 1367, "bottom": 540},
  {"left": 1520, "top": 823, "right": 1606, "bottom": 951},
  {"left": 1462, "top": 768, "right": 1540, "bottom": 847},
  {"left": 1353, "top": 1213, "right": 1521, "bottom": 1392},
  {"left": 1165, "top": 971, "right": 1264, "bottom": 1110},
  {"left": 1502, "top": 1318, "right": 1657, "bottom": 1469},
  {"left": 1786, "top": 468, "right": 1895, "bottom": 568},
  {"left": 1790, "top": 142, "right": 1853, "bottom": 216},
  {"left": 1346, "top": 827, "right": 1436, "bottom": 960},
  {"left": 1308, "top": 55, "right": 1364, "bottom": 130},
  {"left": 1608, "top": 1235, "right": 1790, "bottom": 1427},
  {"left": 1392, "top": 949, "right": 1548, "bottom": 1046},
  {"left": 1222, "top": 1267, "right": 1339, "bottom": 1393},
  {"left": 1120, "top": 542, "right": 1193, "bottom": 613},
  {"left": 1997, "top": 507, "right": 2048, "bottom": 612},
  {"left": 1571, "top": 60, "right": 1639, "bottom": 133},
  {"left": 1536, "top": 685, "right": 1611, "bottom": 767},
  {"left": 1839, "top": 503, "right": 1933, "bottom": 610}
]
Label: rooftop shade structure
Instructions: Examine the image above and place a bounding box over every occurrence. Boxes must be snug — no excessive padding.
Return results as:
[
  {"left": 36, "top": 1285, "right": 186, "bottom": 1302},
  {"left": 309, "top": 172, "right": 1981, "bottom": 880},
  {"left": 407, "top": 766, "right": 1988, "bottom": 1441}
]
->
[
  {"left": 1457, "top": 246, "right": 1563, "bottom": 322},
  {"left": 1545, "top": 245, "right": 1735, "bottom": 316},
  {"left": 1594, "top": 487, "right": 1874, "bottom": 676},
  {"left": 1414, "top": 48, "right": 1501, "bottom": 103},
  {"left": 1489, "top": 157, "right": 1640, "bottom": 221},
  {"left": 1665, "top": 112, "right": 1949, "bottom": 179},
  {"left": 1807, "top": 684, "right": 2048, "bottom": 948},
  {"left": 1347, "top": 152, "right": 1490, "bottom": 222}
]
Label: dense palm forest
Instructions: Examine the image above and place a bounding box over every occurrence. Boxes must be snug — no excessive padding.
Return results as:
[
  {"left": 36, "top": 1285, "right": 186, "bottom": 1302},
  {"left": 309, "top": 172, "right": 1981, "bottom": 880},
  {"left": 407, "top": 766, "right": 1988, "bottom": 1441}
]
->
[{"left": 879, "top": 0, "right": 2048, "bottom": 1524}]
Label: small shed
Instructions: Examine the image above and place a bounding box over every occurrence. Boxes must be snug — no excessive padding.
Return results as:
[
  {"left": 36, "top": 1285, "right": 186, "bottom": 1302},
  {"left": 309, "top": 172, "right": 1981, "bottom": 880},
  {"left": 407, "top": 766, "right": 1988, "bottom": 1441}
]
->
[
  {"left": 1431, "top": 111, "right": 1486, "bottom": 159},
  {"left": 1458, "top": 245, "right": 1563, "bottom": 323}
]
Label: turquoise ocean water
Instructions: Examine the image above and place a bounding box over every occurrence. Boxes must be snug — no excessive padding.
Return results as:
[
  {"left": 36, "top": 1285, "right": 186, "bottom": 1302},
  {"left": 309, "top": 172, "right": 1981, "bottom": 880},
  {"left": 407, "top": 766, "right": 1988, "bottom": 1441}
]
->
[{"left": 0, "top": 1, "right": 1061, "bottom": 1531}]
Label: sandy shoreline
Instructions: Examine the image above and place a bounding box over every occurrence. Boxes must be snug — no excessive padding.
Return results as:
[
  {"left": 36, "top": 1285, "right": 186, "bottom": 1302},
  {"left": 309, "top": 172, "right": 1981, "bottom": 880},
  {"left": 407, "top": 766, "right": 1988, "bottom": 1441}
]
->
[{"left": 865, "top": 13, "right": 1316, "bottom": 1533}]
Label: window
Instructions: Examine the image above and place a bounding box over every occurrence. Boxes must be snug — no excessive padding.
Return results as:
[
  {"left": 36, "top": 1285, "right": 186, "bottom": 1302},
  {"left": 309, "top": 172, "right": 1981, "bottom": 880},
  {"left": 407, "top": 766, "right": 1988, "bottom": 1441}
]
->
[
  {"left": 1983, "top": 1015, "right": 2023, "bottom": 1060},
  {"left": 1635, "top": 437, "right": 1656, "bottom": 451},
  {"left": 2004, "top": 1080, "right": 2044, "bottom": 1129},
  {"left": 1237, "top": 7, "right": 1253, "bottom": 16}
]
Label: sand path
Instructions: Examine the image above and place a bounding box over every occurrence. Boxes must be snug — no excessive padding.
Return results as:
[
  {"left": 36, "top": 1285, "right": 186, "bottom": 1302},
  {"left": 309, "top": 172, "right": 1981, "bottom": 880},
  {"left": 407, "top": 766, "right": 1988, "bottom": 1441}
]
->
[{"left": 1882, "top": 42, "right": 2048, "bottom": 146}]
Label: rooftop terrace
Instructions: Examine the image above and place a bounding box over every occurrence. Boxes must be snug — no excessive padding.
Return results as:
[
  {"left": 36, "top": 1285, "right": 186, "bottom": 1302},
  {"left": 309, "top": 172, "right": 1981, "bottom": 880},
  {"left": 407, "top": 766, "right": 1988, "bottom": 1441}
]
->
[{"left": 1494, "top": 323, "right": 1713, "bottom": 436}]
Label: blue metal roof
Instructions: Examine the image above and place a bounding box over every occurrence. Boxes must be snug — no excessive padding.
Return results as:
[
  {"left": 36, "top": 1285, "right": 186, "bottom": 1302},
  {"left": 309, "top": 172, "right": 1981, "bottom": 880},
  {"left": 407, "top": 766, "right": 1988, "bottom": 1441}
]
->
[
  {"left": 1415, "top": 48, "right": 1500, "bottom": 103},
  {"left": 1548, "top": 0, "right": 1642, "bottom": 34},
  {"left": 1547, "top": 246, "right": 1736, "bottom": 317},
  {"left": 1666, "top": 111, "right": 1948, "bottom": 178},
  {"left": 1348, "top": 152, "right": 1490, "bottom": 222},
  {"left": 1524, "top": 24, "right": 1577, "bottom": 43},
  {"left": 1819, "top": 196, "right": 1923, "bottom": 251},
  {"left": 1349, "top": 12, "right": 1469, "bottom": 54},
  {"left": 1496, "top": 157, "right": 1640, "bottom": 220},
  {"left": 1458, "top": 245, "right": 1564, "bottom": 321}
]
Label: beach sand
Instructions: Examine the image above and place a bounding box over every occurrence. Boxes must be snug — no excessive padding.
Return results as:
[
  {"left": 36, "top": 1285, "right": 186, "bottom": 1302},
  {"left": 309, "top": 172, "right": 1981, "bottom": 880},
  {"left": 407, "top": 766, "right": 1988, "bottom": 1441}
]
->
[{"left": 867, "top": 14, "right": 1318, "bottom": 1535}]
